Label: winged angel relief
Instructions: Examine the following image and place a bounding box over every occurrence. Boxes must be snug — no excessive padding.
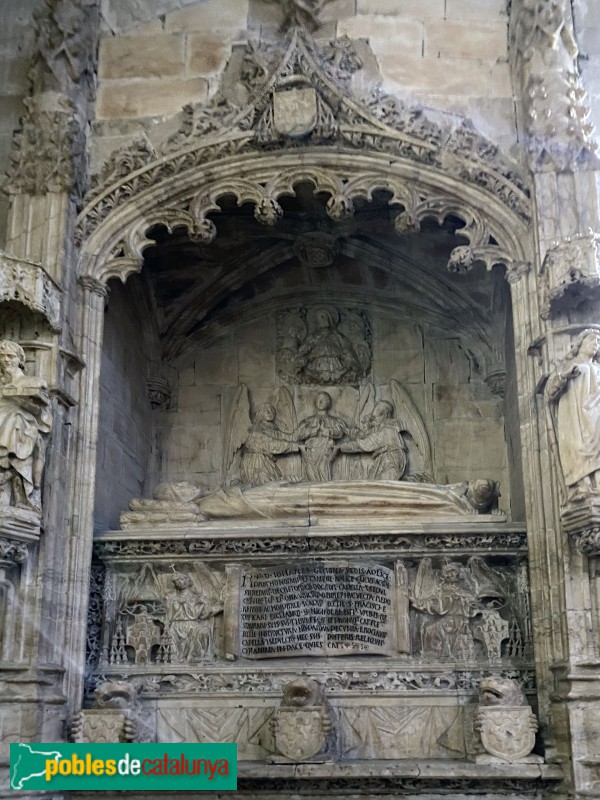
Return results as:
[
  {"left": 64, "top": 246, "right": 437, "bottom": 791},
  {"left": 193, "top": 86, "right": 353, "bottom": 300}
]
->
[{"left": 223, "top": 381, "right": 433, "bottom": 487}]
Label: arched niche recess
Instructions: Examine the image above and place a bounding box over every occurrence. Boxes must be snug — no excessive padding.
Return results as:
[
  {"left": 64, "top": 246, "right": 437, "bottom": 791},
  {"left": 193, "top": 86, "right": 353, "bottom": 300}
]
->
[{"left": 74, "top": 28, "right": 535, "bottom": 582}]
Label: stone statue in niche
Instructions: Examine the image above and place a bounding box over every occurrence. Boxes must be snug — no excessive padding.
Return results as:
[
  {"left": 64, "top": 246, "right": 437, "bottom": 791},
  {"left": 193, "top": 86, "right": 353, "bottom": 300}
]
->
[
  {"left": 164, "top": 571, "right": 224, "bottom": 663},
  {"left": 547, "top": 329, "right": 600, "bottom": 501},
  {"left": 410, "top": 557, "right": 509, "bottom": 661},
  {"left": 277, "top": 306, "right": 371, "bottom": 385},
  {"left": 296, "top": 391, "right": 351, "bottom": 481},
  {"left": 474, "top": 677, "right": 540, "bottom": 764},
  {"left": 223, "top": 380, "right": 432, "bottom": 487},
  {"left": 0, "top": 339, "right": 52, "bottom": 512},
  {"left": 270, "top": 678, "right": 335, "bottom": 763}
]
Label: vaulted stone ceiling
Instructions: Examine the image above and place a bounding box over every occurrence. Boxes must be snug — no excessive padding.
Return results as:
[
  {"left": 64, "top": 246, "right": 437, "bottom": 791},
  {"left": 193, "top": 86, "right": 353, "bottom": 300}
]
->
[{"left": 139, "top": 183, "right": 501, "bottom": 362}]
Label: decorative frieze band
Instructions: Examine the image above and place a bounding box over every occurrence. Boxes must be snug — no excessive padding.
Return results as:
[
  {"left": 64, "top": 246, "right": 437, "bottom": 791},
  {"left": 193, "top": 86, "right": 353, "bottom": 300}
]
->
[{"left": 94, "top": 528, "right": 527, "bottom": 560}]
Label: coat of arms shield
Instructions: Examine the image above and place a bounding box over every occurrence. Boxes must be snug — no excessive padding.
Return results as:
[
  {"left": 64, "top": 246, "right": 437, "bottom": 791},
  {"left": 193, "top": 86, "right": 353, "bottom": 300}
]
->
[
  {"left": 479, "top": 706, "right": 536, "bottom": 762},
  {"left": 274, "top": 706, "right": 326, "bottom": 761},
  {"left": 273, "top": 87, "right": 318, "bottom": 138}
]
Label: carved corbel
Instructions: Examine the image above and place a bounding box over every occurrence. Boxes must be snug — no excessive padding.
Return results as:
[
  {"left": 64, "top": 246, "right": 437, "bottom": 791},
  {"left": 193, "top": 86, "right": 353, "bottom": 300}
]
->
[
  {"left": 540, "top": 232, "right": 600, "bottom": 318},
  {"left": 0, "top": 538, "right": 29, "bottom": 569},
  {"left": 562, "top": 503, "right": 600, "bottom": 558},
  {"left": 0, "top": 250, "right": 62, "bottom": 332}
]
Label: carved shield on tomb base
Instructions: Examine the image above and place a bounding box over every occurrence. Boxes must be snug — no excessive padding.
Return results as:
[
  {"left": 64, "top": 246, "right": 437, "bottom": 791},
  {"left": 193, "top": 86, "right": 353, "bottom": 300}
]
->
[
  {"left": 79, "top": 711, "right": 127, "bottom": 743},
  {"left": 273, "top": 87, "right": 318, "bottom": 138},
  {"left": 478, "top": 706, "right": 535, "bottom": 762},
  {"left": 274, "top": 707, "right": 326, "bottom": 761}
]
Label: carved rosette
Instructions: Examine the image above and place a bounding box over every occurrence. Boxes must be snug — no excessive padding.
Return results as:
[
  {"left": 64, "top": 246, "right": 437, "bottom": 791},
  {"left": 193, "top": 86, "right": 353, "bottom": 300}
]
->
[
  {"left": 0, "top": 251, "right": 62, "bottom": 331},
  {"left": 540, "top": 232, "right": 600, "bottom": 318}
]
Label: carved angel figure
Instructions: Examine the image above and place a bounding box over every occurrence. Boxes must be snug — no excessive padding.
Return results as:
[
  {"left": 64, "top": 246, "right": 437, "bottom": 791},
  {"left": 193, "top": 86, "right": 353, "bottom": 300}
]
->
[
  {"left": 546, "top": 329, "right": 600, "bottom": 499},
  {"left": 0, "top": 340, "right": 52, "bottom": 511},
  {"left": 165, "top": 572, "right": 223, "bottom": 663},
  {"left": 411, "top": 560, "right": 479, "bottom": 660},
  {"left": 241, "top": 403, "right": 300, "bottom": 485},
  {"left": 338, "top": 399, "right": 407, "bottom": 480},
  {"left": 224, "top": 385, "right": 299, "bottom": 486}
]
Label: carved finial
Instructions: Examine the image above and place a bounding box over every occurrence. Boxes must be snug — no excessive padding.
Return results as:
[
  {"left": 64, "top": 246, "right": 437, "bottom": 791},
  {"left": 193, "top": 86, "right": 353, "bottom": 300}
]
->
[{"left": 262, "top": 0, "right": 335, "bottom": 32}]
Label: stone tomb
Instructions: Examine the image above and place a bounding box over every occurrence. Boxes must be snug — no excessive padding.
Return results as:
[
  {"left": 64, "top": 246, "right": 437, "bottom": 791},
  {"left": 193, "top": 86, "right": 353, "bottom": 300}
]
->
[{"left": 88, "top": 516, "right": 534, "bottom": 766}]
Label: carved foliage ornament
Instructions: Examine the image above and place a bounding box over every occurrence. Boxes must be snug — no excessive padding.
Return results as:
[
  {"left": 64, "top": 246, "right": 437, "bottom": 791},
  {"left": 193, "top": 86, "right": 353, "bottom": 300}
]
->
[
  {"left": 79, "top": 30, "right": 531, "bottom": 246},
  {"left": 4, "top": 100, "right": 84, "bottom": 197}
]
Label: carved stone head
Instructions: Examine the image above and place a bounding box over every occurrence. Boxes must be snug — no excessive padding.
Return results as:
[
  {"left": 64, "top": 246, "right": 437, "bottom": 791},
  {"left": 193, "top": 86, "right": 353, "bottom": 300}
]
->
[
  {"left": 315, "top": 392, "right": 332, "bottom": 411},
  {"left": 0, "top": 339, "right": 26, "bottom": 373}
]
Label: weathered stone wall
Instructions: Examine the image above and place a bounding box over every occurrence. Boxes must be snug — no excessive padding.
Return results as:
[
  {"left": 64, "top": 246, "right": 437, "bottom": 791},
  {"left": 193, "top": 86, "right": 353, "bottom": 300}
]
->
[
  {"left": 94, "top": 277, "right": 156, "bottom": 530},
  {"left": 92, "top": 0, "right": 516, "bottom": 165}
]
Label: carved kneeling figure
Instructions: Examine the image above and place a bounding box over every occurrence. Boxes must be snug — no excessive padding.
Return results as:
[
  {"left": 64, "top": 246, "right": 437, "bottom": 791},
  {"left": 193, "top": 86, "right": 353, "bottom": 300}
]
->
[{"left": 474, "top": 677, "right": 541, "bottom": 764}]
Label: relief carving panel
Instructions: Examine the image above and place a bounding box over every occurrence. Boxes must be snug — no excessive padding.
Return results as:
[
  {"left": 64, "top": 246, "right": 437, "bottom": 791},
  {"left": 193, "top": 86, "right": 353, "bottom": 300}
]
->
[{"left": 276, "top": 306, "right": 371, "bottom": 386}]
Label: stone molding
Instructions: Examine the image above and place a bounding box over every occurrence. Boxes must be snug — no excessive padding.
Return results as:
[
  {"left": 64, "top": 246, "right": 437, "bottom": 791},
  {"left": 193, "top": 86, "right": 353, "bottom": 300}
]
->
[
  {"left": 87, "top": 667, "right": 536, "bottom": 698},
  {"left": 94, "top": 527, "right": 527, "bottom": 561},
  {"left": 0, "top": 250, "right": 62, "bottom": 331}
]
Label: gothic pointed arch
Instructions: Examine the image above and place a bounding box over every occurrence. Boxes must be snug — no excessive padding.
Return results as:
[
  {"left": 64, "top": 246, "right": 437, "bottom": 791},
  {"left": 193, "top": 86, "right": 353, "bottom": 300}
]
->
[{"left": 77, "top": 29, "right": 533, "bottom": 290}]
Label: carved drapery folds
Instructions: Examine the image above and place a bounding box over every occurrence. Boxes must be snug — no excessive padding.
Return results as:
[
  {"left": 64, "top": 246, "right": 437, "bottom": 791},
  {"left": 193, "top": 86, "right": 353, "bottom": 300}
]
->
[
  {"left": 222, "top": 379, "right": 433, "bottom": 487},
  {"left": 0, "top": 339, "right": 52, "bottom": 520},
  {"left": 546, "top": 329, "right": 600, "bottom": 506},
  {"left": 0, "top": 251, "right": 62, "bottom": 331},
  {"left": 509, "top": 0, "right": 598, "bottom": 172}
]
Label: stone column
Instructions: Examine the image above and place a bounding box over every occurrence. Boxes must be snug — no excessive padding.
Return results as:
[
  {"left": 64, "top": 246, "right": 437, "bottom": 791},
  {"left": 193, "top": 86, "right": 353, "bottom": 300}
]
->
[
  {"left": 509, "top": 2, "right": 600, "bottom": 796},
  {"left": 62, "top": 275, "right": 107, "bottom": 707},
  {"left": 0, "top": 0, "right": 99, "bottom": 771}
]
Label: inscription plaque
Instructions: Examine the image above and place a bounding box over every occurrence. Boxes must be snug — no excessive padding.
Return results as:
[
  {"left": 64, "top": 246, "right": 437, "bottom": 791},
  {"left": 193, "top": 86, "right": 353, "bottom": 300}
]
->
[{"left": 238, "top": 561, "right": 394, "bottom": 658}]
